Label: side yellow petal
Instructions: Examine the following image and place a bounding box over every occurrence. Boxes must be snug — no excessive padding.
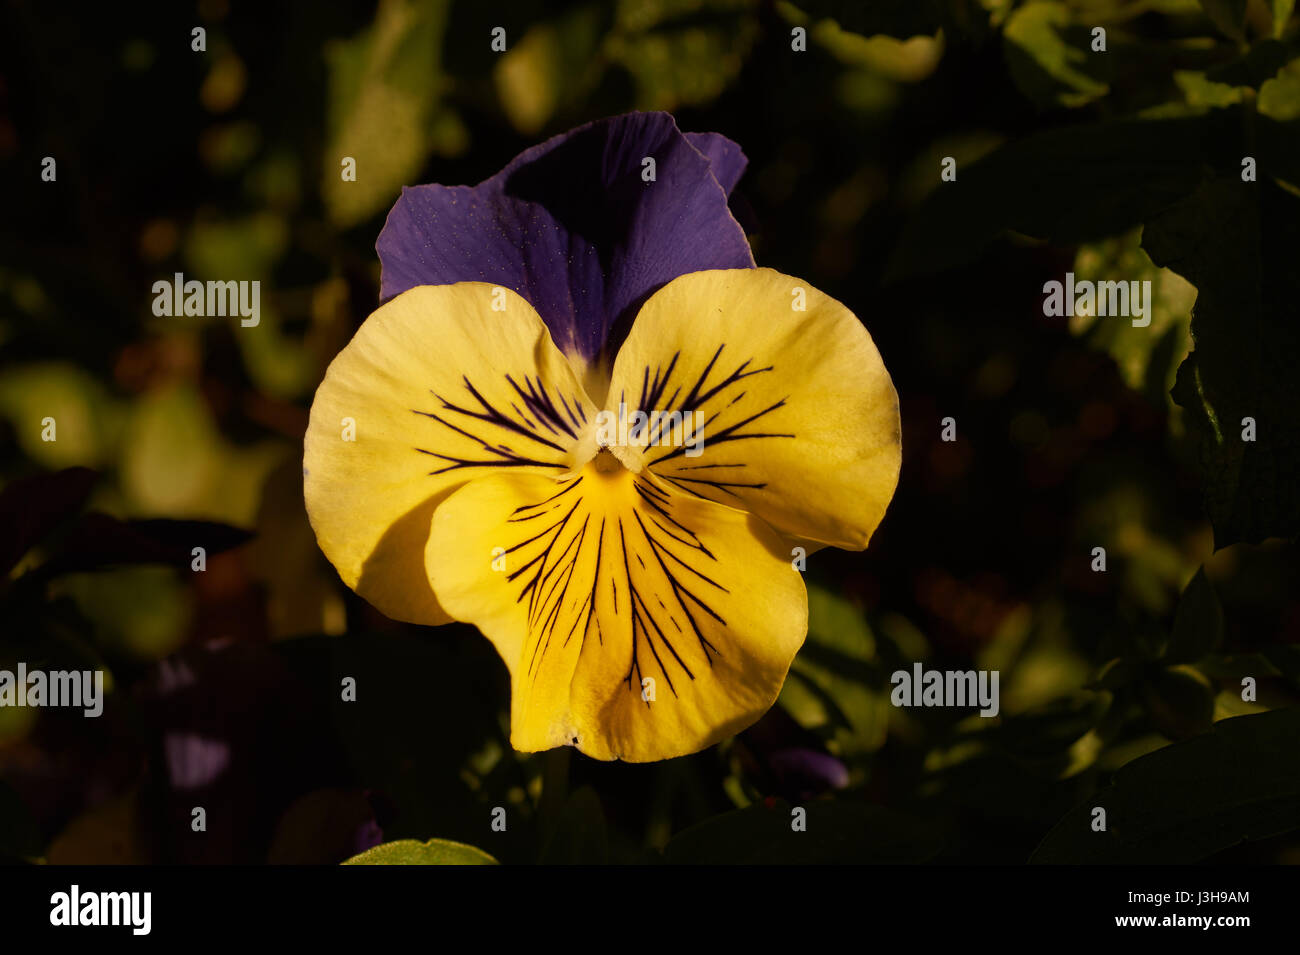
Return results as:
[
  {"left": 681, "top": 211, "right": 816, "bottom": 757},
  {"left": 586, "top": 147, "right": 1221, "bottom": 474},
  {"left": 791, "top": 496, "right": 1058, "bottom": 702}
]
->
[
  {"left": 304, "top": 283, "right": 594, "bottom": 625},
  {"left": 426, "top": 460, "right": 807, "bottom": 762},
  {"left": 605, "top": 268, "right": 901, "bottom": 549}
]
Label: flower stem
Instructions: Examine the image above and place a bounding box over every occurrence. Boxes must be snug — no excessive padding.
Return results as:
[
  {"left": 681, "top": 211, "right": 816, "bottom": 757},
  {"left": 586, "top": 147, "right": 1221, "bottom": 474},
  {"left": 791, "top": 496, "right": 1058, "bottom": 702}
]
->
[{"left": 538, "top": 747, "right": 571, "bottom": 846}]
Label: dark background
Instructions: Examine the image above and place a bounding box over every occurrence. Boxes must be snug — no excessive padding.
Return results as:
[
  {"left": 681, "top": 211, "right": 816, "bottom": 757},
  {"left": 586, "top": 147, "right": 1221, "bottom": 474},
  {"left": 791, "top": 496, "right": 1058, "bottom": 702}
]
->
[{"left": 1, "top": 0, "right": 1298, "bottom": 864}]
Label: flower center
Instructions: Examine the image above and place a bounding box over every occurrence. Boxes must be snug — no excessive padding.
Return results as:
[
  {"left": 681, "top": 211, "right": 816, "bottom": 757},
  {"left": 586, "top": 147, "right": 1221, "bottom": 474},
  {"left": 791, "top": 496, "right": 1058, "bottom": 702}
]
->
[
  {"left": 592, "top": 447, "right": 623, "bottom": 474},
  {"left": 568, "top": 417, "right": 645, "bottom": 477}
]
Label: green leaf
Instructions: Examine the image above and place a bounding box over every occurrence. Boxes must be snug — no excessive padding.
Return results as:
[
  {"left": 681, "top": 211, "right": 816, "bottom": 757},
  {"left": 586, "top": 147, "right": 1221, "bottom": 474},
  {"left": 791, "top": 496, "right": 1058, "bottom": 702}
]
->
[
  {"left": 1144, "top": 177, "right": 1300, "bottom": 545},
  {"left": 1205, "top": 38, "right": 1296, "bottom": 87},
  {"left": 1140, "top": 665, "right": 1216, "bottom": 739},
  {"left": 665, "top": 799, "right": 942, "bottom": 863},
  {"left": 784, "top": 0, "right": 983, "bottom": 41},
  {"left": 1166, "top": 567, "right": 1223, "bottom": 663},
  {"left": 50, "top": 565, "right": 192, "bottom": 660},
  {"left": 1199, "top": 0, "right": 1248, "bottom": 41},
  {"left": 604, "top": 0, "right": 759, "bottom": 111},
  {"left": 1272, "top": 0, "right": 1297, "bottom": 37},
  {"left": 1068, "top": 230, "right": 1195, "bottom": 405},
  {"left": 342, "top": 838, "right": 498, "bottom": 865},
  {"left": 778, "top": 584, "right": 889, "bottom": 756},
  {"left": 121, "top": 385, "right": 223, "bottom": 518},
  {"left": 494, "top": 5, "right": 612, "bottom": 135},
  {"left": 120, "top": 384, "right": 281, "bottom": 526},
  {"left": 184, "top": 212, "right": 287, "bottom": 281},
  {"left": 1031, "top": 708, "right": 1300, "bottom": 862},
  {"left": 1262, "top": 645, "right": 1300, "bottom": 682},
  {"left": 1003, "top": 2, "right": 1109, "bottom": 109},
  {"left": 1259, "top": 56, "right": 1300, "bottom": 120},
  {"left": 1172, "top": 70, "right": 1248, "bottom": 109},
  {"left": 886, "top": 113, "right": 1233, "bottom": 281},
  {"left": 322, "top": 0, "right": 465, "bottom": 228},
  {"left": 0, "top": 363, "right": 123, "bottom": 470}
]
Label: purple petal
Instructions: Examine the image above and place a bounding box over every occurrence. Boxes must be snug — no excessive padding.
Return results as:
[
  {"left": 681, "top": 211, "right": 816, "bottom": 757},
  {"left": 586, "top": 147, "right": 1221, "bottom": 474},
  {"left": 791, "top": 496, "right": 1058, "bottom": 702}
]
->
[
  {"left": 377, "top": 112, "right": 754, "bottom": 361},
  {"left": 684, "top": 131, "right": 748, "bottom": 195},
  {"left": 163, "top": 731, "right": 230, "bottom": 790},
  {"left": 767, "top": 747, "right": 851, "bottom": 793}
]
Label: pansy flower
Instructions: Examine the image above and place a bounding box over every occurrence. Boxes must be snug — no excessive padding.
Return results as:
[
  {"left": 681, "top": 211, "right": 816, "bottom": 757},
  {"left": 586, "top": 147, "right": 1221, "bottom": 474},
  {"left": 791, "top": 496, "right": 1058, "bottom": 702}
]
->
[{"left": 304, "top": 113, "right": 900, "bottom": 762}]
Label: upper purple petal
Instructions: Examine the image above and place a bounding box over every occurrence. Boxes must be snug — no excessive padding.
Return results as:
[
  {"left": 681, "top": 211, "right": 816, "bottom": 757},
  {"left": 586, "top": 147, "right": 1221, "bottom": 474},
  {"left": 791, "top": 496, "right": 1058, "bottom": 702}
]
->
[
  {"left": 376, "top": 112, "right": 754, "bottom": 361},
  {"left": 683, "top": 131, "right": 748, "bottom": 195}
]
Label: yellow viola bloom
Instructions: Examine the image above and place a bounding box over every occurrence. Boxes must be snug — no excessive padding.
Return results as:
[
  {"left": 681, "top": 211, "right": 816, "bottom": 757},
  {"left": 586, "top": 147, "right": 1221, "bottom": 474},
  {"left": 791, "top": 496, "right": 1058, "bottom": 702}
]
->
[{"left": 304, "top": 115, "right": 900, "bottom": 762}]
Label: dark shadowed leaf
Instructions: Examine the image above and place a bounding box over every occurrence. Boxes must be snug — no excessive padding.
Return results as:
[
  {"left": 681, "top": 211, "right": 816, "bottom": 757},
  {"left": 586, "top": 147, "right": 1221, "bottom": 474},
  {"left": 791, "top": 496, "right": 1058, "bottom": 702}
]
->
[
  {"left": 272, "top": 630, "right": 519, "bottom": 857},
  {"left": 886, "top": 113, "right": 1235, "bottom": 281},
  {"left": 1031, "top": 708, "right": 1300, "bottom": 862},
  {"left": 267, "top": 788, "right": 382, "bottom": 865},
  {"left": 1141, "top": 665, "right": 1216, "bottom": 740},
  {"left": 1145, "top": 177, "right": 1300, "bottom": 546},
  {"left": 0, "top": 467, "right": 98, "bottom": 577},
  {"left": 0, "top": 781, "right": 42, "bottom": 862},
  {"left": 1166, "top": 567, "right": 1223, "bottom": 663},
  {"left": 1206, "top": 38, "right": 1296, "bottom": 86},
  {"left": 1199, "top": 0, "right": 1248, "bottom": 41},
  {"left": 1262, "top": 645, "right": 1300, "bottom": 684},
  {"left": 30, "top": 513, "right": 253, "bottom": 578},
  {"left": 539, "top": 786, "right": 609, "bottom": 864},
  {"left": 664, "top": 799, "right": 941, "bottom": 863},
  {"left": 46, "top": 787, "right": 149, "bottom": 864},
  {"left": 1258, "top": 115, "right": 1300, "bottom": 183}
]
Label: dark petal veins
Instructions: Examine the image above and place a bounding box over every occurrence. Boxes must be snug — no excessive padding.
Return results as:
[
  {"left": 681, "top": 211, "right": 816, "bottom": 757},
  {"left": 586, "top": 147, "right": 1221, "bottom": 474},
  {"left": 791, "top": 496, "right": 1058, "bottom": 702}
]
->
[
  {"left": 411, "top": 373, "right": 576, "bottom": 475},
  {"left": 502, "top": 474, "right": 727, "bottom": 698},
  {"left": 377, "top": 112, "right": 754, "bottom": 361},
  {"left": 630, "top": 344, "right": 795, "bottom": 489}
]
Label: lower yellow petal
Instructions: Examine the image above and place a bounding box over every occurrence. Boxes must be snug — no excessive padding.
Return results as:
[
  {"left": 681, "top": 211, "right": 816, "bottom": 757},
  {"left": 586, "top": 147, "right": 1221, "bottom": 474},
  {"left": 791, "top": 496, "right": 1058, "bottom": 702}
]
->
[
  {"left": 426, "top": 457, "right": 808, "bottom": 761},
  {"left": 304, "top": 283, "right": 594, "bottom": 625}
]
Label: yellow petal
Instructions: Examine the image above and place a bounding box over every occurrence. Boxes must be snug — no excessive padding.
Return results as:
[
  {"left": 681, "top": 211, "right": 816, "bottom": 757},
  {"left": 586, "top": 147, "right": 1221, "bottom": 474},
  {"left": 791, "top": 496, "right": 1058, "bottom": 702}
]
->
[
  {"left": 426, "top": 458, "right": 807, "bottom": 761},
  {"left": 304, "top": 283, "right": 594, "bottom": 625},
  {"left": 605, "top": 268, "right": 900, "bottom": 549}
]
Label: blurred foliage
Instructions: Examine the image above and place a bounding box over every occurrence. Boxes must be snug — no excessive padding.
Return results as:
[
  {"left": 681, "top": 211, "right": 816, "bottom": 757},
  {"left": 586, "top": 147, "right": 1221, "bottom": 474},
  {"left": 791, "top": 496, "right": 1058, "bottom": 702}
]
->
[
  {"left": 1068, "top": 230, "right": 1195, "bottom": 409},
  {"left": 323, "top": 0, "right": 465, "bottom": 227},
  {"left": 1, "top": 0, "right": 1298, "bottom": 865},
  {"left": 778, "top": 584, "right": 891, "bottom": 763}
]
